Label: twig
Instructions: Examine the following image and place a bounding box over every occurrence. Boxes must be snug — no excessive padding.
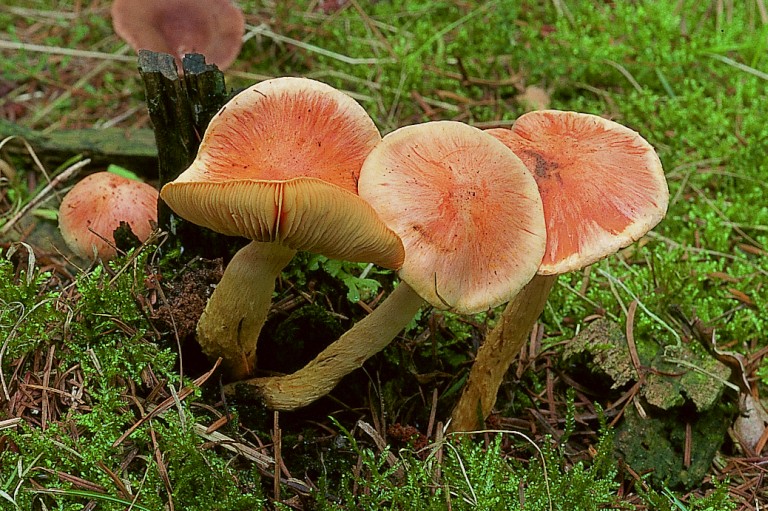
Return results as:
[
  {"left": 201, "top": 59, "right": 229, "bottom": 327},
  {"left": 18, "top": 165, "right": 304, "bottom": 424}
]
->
[
  {"left": 0, "top": 39, "right": 136, "bottom": 62},
  {"left": 273, "top": 411, "right": 281, "bottom": 503},
  {"left": 192, "top": 423, "right": 273, "bottom": 468},
  {"left": 426, "top": 387, "right": 439, "bottom": 440},
  {"left": 604, "top": 60, "right": 644, "bottom": 92},
  {"left": 596, "top": 268, "right": 682, "bottom": 345},
  {"left": 243, "top": 23, "right": 394, "bottom": 65},
  {"left": 707, "top": 53, "right": 768, "bottom": 81},
  {"left": 0, "top": 417, "right": 21, "bottom": 430},
  {"left": 33, "top": 45, "right": 131, "bottom": 126},
  {"left": 0, "top": 155, "right": 89, "bottom": 237},
  {"left": 625, "top": 300, "right": 644, "bottom": 381},
  {"left": 150, "top": 425, "right": 174, "bottom": 511},
  {"left": 112, "top": 359, "right": 221, "bottom": 447}
]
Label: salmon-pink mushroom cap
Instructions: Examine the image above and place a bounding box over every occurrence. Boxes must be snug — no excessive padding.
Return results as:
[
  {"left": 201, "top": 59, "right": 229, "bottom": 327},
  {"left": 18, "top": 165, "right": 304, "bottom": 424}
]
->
[
  {"left": 59, "top": 171, "right": 158, "bottom": 261},
  {"left": 238, "top": 120, "right": 547, "bottom": 410},
  {"left": 160, "top": 77, "right": 403, "bottom": 380},
  {"left": 488, "top": 110, "right": 668, "bottom": 275},
  {"left": 111, "top": 0, "right": 245, "bottom": 71},
  {"left": 362, "top": 121, "right": 547, "bottom": 313},
  {"left": 450, "top": 110, "right": 669, "bottom": 432}
]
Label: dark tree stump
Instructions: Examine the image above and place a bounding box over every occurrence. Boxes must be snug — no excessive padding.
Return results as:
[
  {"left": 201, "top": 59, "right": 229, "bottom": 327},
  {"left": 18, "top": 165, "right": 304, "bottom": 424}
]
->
[{"left": 138, "top": 50, "right": 245, "bottom": 260}]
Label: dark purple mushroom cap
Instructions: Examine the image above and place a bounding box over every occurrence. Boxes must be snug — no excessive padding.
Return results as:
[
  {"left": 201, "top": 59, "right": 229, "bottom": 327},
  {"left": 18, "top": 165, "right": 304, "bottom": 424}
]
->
[{"left": 111, "top": 0, "right": 245, "bottom": 70}]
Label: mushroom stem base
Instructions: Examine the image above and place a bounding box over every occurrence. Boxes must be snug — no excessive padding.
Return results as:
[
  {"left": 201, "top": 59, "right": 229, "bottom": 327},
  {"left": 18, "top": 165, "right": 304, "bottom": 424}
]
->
[
  {"left": 226, "top": 282, "right": 425, "bottom": 410},
  {"left": 196, "top": 241, "right": 296, "bottom": 381},
  {"left": 449, "top": 274, "right": 557, "bottom": 432}
]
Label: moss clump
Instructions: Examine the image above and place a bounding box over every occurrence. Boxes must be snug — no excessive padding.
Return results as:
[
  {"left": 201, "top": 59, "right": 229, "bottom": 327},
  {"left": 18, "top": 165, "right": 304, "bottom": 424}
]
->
[
  {"left": 313, "top": 428, "right": 624, "bottom": 510},
  {"left": 614, "top": 405, "right": 732, "bottom": 491},
  {"left": 0, "top": 250, "right": 267, "bottom": 510}
]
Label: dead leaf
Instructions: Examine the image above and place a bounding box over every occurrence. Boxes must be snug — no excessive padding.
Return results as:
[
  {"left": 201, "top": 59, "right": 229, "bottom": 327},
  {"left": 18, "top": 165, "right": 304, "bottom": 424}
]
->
[
  {"left": 706, "top": 271, "right": 740, "bottom": 283},
  {"left": 727, "top": 288, "right": 756, "bottom": 307},
  {"left": 517, "top": 85, "right": 551, "bottom": 111},
  {"left": 733, "top": 393, "right": 768, "bottom": 455}
]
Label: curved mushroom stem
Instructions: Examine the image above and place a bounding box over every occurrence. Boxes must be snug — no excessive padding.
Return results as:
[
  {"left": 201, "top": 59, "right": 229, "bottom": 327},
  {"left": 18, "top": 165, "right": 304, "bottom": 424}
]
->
[
  {"left": 197, "top": 240, "right": 296, "bottom": 381},
  {"left": 449, "top": 274, "right": 557, "bottom": 432},
  {"left": 225, "top": 282, "right": 425, "bottom": 410}
]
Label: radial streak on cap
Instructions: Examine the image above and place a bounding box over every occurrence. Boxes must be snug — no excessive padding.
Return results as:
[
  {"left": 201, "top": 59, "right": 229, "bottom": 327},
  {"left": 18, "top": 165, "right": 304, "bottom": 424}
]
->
[{"left": 172, "top": 77, "right": 379, "bottom": 191}]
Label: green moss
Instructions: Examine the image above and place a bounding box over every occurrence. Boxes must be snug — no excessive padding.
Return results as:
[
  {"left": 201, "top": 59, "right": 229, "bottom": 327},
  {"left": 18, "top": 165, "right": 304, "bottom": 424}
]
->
[
  {"left": 315, "top": 428, "right": 625, "bottom": 510},
  {"left": 0, "top": 257, "right": 60, "bottom": 359},
  {"left": 614, "top": 405, "right": 731, "bottom": 491},
  {"left": 0, "top": 250, "right": 266, "bottom": 510}
]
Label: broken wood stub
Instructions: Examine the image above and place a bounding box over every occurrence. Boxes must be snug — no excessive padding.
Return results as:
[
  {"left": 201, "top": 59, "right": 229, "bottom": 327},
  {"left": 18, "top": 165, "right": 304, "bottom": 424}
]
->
[{"left": 138, "top": 50, "right": 244, "bottom": 260}]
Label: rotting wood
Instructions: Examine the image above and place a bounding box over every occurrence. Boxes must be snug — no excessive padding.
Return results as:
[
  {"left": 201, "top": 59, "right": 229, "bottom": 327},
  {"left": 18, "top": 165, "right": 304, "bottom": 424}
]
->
[{"left": 0, "top": 118, "right": 157, "bottom": 173}]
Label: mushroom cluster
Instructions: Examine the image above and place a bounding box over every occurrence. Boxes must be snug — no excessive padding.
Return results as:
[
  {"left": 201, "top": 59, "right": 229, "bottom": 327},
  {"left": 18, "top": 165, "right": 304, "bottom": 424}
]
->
[
  {"left": 241, "top": 120, "right": 546, "bottom": 410},
  {"left": 159, "top": 77, "right": 669, "bottom": 423},
  {"left": 160, "top": 77, "right": 403, "bottom": 380},
  {"left": 450, "top": 110, "right": 669, "bottom": 431}
]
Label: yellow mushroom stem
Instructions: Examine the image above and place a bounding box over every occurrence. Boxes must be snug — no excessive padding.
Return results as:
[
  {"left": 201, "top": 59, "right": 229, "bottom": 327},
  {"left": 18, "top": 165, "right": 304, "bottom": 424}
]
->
[
  {"left": 225, "top": 281, "right": 426, "bottom": 410},
  {"left": 197, "top": 240, "right": 296, "bottom": 381},
  {"left": 449, "top": 274, "right": 557, "bottom": 432}
]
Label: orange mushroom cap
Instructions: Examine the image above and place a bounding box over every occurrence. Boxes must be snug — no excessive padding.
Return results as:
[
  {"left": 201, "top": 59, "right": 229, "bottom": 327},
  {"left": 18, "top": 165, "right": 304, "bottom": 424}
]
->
[
  {"left": 111, "top": 0, "right": 245, "bottom": 71},
  {"left": 359, "top": 121, "right": 546, "bottom": 314},
  {"left": 59, "top": 171, "right": 158, "bottom": 260},
  {"left": 160, "top": 77, "right": 405, "bottom": 269},
  {"left": 487, "top": 110, "right": 669, "bottom": 275}
]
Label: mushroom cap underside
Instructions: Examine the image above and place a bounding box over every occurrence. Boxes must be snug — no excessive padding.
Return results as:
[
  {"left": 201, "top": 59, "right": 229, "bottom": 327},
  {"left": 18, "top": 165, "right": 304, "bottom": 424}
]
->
[
  {"left": 161, "top": 177, "right": 405, "bottom": 269},
  {"left": 487, "top": 110, "right": 669, "bottom": 275},
  {"left": 359, "top": 121, "right": 547, "bottom": 314}
]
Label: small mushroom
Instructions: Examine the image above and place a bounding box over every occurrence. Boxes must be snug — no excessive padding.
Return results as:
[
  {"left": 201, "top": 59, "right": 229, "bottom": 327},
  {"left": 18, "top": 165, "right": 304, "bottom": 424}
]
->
[
  {"left": 239, "top": 121, "right": 547, "bottom": 410},
  {"left": 111, "top": 0, "right": 245, "bottom": 70},
  {"left": 160, "top": 77, "right": 403, "bottom": 380},
  {"left": 449, "top": 110, "right": 669, "bottom": 431},
  {"left": 58, "top": 171, "right": 158, "bottom": 261}
]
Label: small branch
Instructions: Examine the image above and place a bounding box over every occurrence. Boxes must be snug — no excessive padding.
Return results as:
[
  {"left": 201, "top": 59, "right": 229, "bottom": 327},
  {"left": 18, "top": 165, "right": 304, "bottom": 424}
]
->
[
  {"left": 0, "top": 157, "right": 89, "bottom": 237},
  {"left": 138, "top": 50, "right": 242, "bottom": 260},
  {"left": 0, "top": 38, "right": 136, "bottom": 62},
  {"left": 0, "top": 119, "right": 156, "bottom": 172}
]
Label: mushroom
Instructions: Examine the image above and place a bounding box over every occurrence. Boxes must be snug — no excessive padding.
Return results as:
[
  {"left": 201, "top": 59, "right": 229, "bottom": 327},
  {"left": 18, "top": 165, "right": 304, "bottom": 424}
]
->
[
  {"left": 160, "top": 76, "right": 404, "bottom": 380},
  {"left": 449, "top": 110, "right": 669, "bottom": 431},
  {"left": 59, "top": 171, "right": 158, "bottom": 261},
  {"left": 111, "top": 0, "right": 245, "bottom": 71},
  {"left": 235, "top": 121, "right": 547, "bottom": 410}
]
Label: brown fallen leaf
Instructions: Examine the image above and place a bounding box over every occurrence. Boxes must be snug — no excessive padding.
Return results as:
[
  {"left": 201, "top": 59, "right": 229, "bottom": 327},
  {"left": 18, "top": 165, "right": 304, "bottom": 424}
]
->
[
  {"left": 706, "top": 271, "right": 740, "bottom": 283},
  {"left": 733, "top": 393, "right": 768, "bottom": 456},
  {"left": 727, "top": 287, "right": 757, "bottom": 307}
]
